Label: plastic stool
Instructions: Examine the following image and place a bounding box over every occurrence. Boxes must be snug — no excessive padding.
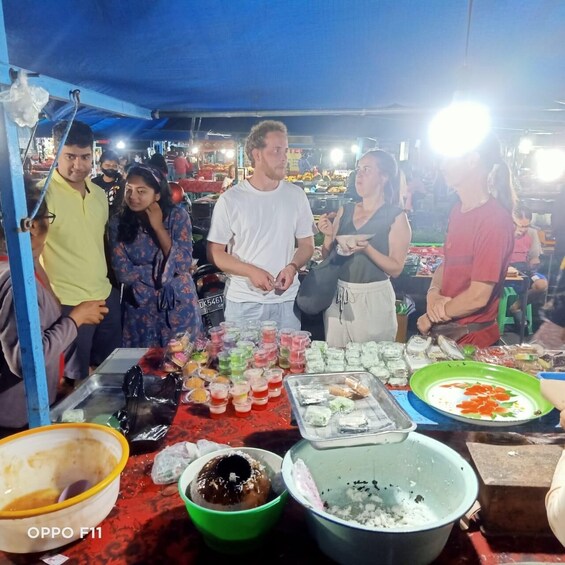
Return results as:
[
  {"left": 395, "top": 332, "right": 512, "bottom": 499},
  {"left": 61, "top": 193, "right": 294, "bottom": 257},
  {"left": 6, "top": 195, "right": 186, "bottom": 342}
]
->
[{"left": 497, "top": 286, "right": 533, "bottom": 335}]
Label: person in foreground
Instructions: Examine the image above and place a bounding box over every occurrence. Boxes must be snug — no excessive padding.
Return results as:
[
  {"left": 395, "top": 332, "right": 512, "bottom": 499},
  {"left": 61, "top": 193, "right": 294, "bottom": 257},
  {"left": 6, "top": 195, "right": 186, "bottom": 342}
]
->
[
  {"left": 0, "top": 187, "right": 108, "bottom": 429},
  {"left": 109, "top": 164, "right": 203, "bottom": 347},
  {"left": 317, "top": 150, "right": 411, "bottom": 346},
  {"left": 417, "top": 133, "right": 515, "bottom": 347},
  {"left": 207, "top": 120, "right": 315, "bottom": 330}
]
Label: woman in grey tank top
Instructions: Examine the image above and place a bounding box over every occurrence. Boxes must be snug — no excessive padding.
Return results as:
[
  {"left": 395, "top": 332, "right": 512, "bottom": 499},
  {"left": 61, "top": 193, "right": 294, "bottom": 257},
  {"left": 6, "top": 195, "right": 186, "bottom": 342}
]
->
[{"left": 317, "top": 150, "right": 411, "bottom": 346}]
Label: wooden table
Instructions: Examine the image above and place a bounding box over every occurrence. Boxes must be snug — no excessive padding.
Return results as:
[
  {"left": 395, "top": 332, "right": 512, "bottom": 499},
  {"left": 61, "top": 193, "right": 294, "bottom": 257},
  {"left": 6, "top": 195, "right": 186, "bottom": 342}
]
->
[{"left": 2, "top": 349, "right": 564, "bottom": 565}]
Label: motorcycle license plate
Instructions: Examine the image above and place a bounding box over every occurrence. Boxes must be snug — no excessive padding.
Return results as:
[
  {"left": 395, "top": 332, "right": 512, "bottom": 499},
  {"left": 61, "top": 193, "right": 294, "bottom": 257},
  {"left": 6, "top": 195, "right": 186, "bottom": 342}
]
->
[{"left": 199, "top": 293, "right": 224, "bottom": 315}]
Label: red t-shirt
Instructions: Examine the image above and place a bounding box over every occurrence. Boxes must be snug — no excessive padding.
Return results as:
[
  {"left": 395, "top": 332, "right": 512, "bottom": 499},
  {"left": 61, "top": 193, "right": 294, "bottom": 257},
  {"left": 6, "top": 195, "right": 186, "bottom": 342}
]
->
[
  {"left": 510, "top": 231, "right": 532, "bottom": 264},
  {"left": 173, "top": 156, "right": 193, "bottom": 175},
  {"left": 441, "top": 198, "right": 514, "bottom": 347}
]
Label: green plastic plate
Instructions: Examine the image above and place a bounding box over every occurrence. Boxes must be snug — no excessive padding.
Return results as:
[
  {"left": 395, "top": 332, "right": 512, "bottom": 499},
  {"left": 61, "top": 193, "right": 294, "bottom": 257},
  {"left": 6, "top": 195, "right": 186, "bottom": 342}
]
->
[{"left": 410, "top": 361, "right": 554, "bottom": 427}]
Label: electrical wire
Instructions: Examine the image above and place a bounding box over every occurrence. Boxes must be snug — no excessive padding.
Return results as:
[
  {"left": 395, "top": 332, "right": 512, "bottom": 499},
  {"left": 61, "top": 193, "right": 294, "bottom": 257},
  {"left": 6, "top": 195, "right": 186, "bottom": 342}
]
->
[
  {"left": 29, "top": 90, "right": 80, "bottom": 220},
  {"left": 464, "top": 0, "right": 474, "bottom": 69}
]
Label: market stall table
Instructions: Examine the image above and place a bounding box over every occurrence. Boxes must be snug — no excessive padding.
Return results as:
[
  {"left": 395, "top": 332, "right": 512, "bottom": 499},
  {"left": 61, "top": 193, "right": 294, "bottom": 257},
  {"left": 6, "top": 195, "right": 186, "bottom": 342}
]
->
[
  {"left": 178, "top": 179, "right": 223, "bottom": 199},
  {"left": 2, "top": 349, "right": 565, "bottom": 565}
]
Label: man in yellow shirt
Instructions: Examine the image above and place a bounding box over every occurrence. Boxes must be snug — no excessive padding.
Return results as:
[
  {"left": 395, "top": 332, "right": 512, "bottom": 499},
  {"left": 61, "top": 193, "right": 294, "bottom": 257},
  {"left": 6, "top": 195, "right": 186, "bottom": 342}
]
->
[{"left": 40, "top": 121, "right": 122, "bottom": 380}]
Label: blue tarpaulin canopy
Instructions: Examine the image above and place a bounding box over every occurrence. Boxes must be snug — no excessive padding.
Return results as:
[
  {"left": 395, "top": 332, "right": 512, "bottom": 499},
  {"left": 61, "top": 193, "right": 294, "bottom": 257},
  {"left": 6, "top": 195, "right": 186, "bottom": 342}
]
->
[{"left": 4, "top": 0, "right": 565, "bottom": 139}]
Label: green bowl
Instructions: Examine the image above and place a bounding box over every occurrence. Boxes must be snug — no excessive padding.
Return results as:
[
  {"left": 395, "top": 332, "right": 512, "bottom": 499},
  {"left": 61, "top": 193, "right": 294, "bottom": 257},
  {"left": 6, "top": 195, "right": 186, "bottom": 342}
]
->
[{"left": 178, "top": 447, "right": 287, "bottom": 554}]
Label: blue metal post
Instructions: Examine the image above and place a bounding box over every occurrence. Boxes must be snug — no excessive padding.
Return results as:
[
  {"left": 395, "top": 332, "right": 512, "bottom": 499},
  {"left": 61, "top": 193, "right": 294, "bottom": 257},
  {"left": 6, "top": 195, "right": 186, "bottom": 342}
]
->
[{"left": 0, "top": 1, "right": 50, "bottom": 426}]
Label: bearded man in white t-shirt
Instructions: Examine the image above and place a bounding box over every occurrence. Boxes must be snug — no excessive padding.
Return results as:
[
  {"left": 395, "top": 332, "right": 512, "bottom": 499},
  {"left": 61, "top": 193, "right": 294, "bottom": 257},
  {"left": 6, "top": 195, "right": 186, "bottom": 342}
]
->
[{"left": 207, "top": 120, "right": 315, "bottom": 329}]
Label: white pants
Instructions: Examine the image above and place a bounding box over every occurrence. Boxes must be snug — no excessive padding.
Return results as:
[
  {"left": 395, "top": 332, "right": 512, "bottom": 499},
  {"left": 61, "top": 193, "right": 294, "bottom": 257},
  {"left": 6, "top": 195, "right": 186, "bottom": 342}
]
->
[
  {"left": 324, "top": 279, "right": 397, "bottom": 347},
  {"left": 225, "top": 300, "right": 301, "bottom": 330}
]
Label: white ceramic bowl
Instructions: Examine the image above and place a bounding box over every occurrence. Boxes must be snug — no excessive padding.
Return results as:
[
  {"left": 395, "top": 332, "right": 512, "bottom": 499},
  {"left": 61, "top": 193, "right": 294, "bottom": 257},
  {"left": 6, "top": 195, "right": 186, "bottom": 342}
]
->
[
  {"left": 282, "top": 433, "right": 478, "bottom": 565},
  {"left": 0, "top": 423, "right": 129, "bottom": 553}
]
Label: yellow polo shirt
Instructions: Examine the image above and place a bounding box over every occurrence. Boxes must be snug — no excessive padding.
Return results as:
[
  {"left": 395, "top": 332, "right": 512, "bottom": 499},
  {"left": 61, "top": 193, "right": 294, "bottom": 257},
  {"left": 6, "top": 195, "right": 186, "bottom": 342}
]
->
[{"left": 40, "top": 170, "right": 111, "bottom": 305}]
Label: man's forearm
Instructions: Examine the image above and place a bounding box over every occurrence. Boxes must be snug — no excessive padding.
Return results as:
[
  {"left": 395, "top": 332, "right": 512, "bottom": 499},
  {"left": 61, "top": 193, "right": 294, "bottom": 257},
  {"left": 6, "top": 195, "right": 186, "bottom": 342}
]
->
[
  {"left": 443, "top": 289, "right": 490, "bottom": 319},
  {"left": 208, "top": 247, "right": 255, "bottom": 278},
  {"left": 291, "top": 239, "right": 315, "bottom": 270}
]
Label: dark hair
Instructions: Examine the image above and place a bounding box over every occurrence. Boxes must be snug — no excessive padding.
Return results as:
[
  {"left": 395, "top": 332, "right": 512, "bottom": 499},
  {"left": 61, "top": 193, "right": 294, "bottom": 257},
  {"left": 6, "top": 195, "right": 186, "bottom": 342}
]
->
[
  {"left": 52, "top": 120, "right": 94, "bottom": 150},
  {"left": 361, "top": 149, "right": 400, "bottom": 205},
  {"left": 117, "top": 165, "right": 174, "bottom": 244},
  {"left": 245, "top": 120, "right": 287, "bottom": 166},
  {"left": 148, "top": 152, "right": 169, "bottom": 176},
  {"left": 0, "top": 179, "right": 49, "bottom": 252},
  {"left": 475, "top": 132, "right": 516, "bottom": 212},
  {"left": 513, "top": 205, "right": 532, "bottom": 221},
  {"left": 99, "top": 150, "right": 119, "bottom": 164}
]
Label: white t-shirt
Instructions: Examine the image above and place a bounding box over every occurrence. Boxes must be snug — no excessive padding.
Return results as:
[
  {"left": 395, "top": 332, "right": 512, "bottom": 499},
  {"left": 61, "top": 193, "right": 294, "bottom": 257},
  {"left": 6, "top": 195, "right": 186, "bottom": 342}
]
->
[{"left": 207, "top": 179, "right": 315, "bottom": 303}]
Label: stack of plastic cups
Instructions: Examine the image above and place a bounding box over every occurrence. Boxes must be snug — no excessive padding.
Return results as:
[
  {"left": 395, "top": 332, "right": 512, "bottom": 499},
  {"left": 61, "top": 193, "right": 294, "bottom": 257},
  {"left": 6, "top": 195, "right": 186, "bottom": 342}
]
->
[
  {"left": 253, "top": 348, "right": 269, "bottom": 369},
  {"left": 237, "top": 340, "right": 255, "bottom": 366},
  {"left": 263, "top": 343, "right": 278, "bottom": 368},
  {"left": 264, "top": 368, "right": 284, "bottom": 399},
  {"left": 208, "top": 326, "right": 225, "bottom": 363},
  {"left": 229, "top": 348, "right": 247, "bottom": 382},
  {"left": 278, "top": 328, "right": 294, "bottom": 369},
  {"left": 244, "top": 320, "right": 261, "bottom": 345},
  {"left": 217, "top": 351, "right": 231, "bottom": 376},
  {"left": 231, "top": 379, "right": 252, "bottom": 417},
  {"left": 289, "top": 330, "right": 310, "bottom": 373},
  {"left": 208, "top": 379, "right": 230, "bottom": 419},
  {"left": 249, "top": 375, "right": 270, "bottom": 410},
  {"left": 261, "top": 321, "right": 278, "bottom": 346}
]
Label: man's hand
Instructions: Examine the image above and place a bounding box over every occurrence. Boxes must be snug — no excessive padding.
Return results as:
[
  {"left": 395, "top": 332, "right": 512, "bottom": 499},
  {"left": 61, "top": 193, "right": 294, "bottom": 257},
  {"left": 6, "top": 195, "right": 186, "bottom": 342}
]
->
[
  {"left": 69, "top": 300, "right": 109, "bottom": 327},
  {"left": 248, "top": 266, "right": 275, "bottom": 292},
  {"left": 417, "top": 313, "right": 433, "bottom": 335},
  {"left": 427, "top": 294, "right": 452, "bottom": 323},
  {"left": 275, "top": 264, "right": 297, "bottom": 292}
]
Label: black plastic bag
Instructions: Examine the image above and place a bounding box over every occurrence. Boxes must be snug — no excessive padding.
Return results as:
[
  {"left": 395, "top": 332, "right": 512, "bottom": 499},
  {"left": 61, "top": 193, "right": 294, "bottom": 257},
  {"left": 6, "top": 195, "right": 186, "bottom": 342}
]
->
[
  {"left": 296, "top": 247, "right": 349, "bottom": 315},
  {"left": 116, "top": 365, "right": 183, "bottom": 454}
]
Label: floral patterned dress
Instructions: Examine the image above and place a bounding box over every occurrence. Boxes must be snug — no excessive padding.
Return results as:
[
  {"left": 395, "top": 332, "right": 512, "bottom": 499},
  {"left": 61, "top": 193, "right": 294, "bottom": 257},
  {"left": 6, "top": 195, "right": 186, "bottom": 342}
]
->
[{"left": 109, "top": 206, "right": 203, "bottom": 347}]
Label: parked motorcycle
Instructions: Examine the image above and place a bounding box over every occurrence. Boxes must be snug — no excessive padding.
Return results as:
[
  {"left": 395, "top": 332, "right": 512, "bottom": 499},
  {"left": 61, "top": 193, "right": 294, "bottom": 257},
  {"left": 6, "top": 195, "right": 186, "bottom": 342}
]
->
[{"left": 192, "top": 263, "right": 226, "bottom": 331}]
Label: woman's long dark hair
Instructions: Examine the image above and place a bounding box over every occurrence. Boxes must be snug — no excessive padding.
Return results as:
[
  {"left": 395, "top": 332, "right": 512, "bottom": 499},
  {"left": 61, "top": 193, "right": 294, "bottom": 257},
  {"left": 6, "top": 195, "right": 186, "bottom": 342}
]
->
[
  {"left": 117, "top": 165, "right": 174, "bottom": 244},
  {"left": 361, "top": 149, "right": 400, "bottom": 206}
]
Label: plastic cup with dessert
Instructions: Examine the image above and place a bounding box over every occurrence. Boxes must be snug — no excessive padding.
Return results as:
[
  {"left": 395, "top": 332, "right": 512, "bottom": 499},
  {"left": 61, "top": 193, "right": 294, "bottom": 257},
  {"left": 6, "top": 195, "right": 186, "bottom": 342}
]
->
[
  {"left": 198, "top": 367, "right": 219, "bottom": 383},
  {"left": 291, "top": 330, "right": 311, "bottom": 350},
  {"left": 208, "top": 326, "right": 225, "bottom": 344},
  {"left": 251, "top": 395, "right": 269, "bottom": 410},
  {"left": 182, "top": 387, "right": 210, "bottom": 405},
  {"left": 209, "top": 399, "right": 229, "bottom": 418},
  {"left": 209, "top": 381, "right": 230, "bottom": 403},
  {"left": 249, "top": 376, "right": 269, "bottom": 399},
  {"left": 233, "top": 398, "right": 253, "bottom": 417},
  {"left": 182, "top": 360, "right": 200, "bottom": 378},
  {"left": 231, "top": 381, "right": 251, "bottom": 403},
  {"left": 182, "top": 375, "right": 206, "bottom": 391},
  {"left": 278, "top": 328, "right": 296, "bottom": 348},
  {"left": 290, "top": 349, "right": 306, "bottom": 363},
  {"left": 244, "top": 368, "right": 263, "bottom": 380},
  {"left": 289, "top": 362, "right": 306, "bottom": 374}
]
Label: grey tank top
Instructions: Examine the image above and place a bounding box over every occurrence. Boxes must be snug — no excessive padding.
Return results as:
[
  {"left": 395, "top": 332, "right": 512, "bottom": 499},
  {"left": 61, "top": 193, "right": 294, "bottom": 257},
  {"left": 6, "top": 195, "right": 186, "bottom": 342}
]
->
[{"left": 336, "top": 202, "right": 403, "bottom": 283}]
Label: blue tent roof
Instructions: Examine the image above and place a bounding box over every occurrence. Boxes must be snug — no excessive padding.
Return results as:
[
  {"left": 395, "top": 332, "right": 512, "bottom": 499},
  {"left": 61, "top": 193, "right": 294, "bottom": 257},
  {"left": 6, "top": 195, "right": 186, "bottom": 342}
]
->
[{"left": 4, "top": 0, "right": 565, "bottom": 138}]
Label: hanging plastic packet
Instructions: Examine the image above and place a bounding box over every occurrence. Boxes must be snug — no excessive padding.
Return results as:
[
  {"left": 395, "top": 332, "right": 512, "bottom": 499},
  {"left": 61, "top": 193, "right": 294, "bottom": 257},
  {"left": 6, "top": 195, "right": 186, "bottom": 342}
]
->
[{"left": 0, "top": 71, "right": 49, "bottom": 127}]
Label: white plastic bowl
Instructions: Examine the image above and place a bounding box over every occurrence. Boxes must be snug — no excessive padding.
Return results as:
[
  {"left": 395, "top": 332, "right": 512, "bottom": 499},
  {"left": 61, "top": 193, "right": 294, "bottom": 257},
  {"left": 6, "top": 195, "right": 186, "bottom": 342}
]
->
[
  {"left": 0, "top": 423, "right": 129, "bottom": 553},
  {"left": 282, "top": 433, "right": 478, "bottom": 565}
]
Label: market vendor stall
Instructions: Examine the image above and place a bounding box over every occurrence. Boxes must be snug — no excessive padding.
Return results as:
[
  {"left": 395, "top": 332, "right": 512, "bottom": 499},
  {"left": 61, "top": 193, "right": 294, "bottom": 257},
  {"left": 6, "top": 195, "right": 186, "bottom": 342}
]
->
[
  {"left": 5, "top": 334, "right": 564, "bottom": 564},
  {"left": 178, "top": 179, "right": 224, "bottom": 197}
]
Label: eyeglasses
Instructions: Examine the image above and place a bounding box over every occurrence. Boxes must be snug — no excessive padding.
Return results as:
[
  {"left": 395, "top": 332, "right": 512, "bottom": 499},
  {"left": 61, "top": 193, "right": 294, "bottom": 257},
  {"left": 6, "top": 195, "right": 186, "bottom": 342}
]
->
[
  {"left": 513, "top": 221, "right": 530, "bottom": 228},
  {"left": 127, "top": 164, "right": 164, "bottom": 187},
  {"left": 36, "top": 212, "right": 56, "bottom": 224}
]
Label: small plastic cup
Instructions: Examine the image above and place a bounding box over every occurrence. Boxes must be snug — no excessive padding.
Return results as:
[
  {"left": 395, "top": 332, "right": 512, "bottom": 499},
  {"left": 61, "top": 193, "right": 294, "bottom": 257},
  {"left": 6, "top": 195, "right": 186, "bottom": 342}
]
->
[
  {"left": 250, "top": 376, "right": 269, "bottom": 399},
  {"left": 290, "top": 349, "right": 306, "bottom": 363},
  {"left": 231, "top": 381, "right": 251, "bottom": 403},
  {"left": 209, "top": 381, "right": 230, "bottom": 404},
  {"left": 182, "top": 388, "right": 210, "bottom": 405},
  {"left": 217, "top": 351, "right": 231, "bottom": 375},
  {"left": 253, "top": 348, "right": 269, "bottom": 368},
  {"left": 291, "top": 331, "right": 311, "bottom": 350},
  {"left": 209, "top": 326, "right": 224, "bottom": 345},
  {"left": 289, "top": 361, "right": 305, "bottom": 374},
  {"left": 261, "top": 321, "right": 278, "bottom": 344},
  {"left": 244, "top": 368, "right": 263, "bottom": 380},
  {"left": 265, "top": 368, "right": 284, "bottom": 399},
  {"left": 278, "top": 356, "right": 290, "bottom": 369},
  {"left": 269, "top": 387, "right": 282, "bottom": 399},
  {"left": 209, "top": 400, "right": 228, "bottom": 419},
  {"left": 278, "top": 329, "right": 295, "bottom": 348},
  {"left": 233, "top": 398, "right": 252, "bottom": 417},
  {"left": 219, "top": 320, "right": 237, "bottom": 331},
  {"left": 251, "top": 395, "right": 269, "bottom": 411}
]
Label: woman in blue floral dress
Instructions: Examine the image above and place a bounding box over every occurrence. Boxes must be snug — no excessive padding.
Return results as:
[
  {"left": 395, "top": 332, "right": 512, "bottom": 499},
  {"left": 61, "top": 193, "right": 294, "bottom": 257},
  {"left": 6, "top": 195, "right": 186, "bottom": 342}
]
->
[{"left": 109, "top": 164, "right": 203, "bottom": 347}]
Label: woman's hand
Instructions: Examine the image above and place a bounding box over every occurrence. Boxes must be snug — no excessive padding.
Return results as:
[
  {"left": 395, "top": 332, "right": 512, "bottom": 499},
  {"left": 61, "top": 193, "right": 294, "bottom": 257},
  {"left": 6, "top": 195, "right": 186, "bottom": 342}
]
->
[
  {"left": 317, "top": 213, "right": 334, "bottom": 237},
  {"left": 69, "top": 300, "right": 109, "bottom": 327},
  {"left": 145, "top": 201, "right": 164, "bottom": 232}
]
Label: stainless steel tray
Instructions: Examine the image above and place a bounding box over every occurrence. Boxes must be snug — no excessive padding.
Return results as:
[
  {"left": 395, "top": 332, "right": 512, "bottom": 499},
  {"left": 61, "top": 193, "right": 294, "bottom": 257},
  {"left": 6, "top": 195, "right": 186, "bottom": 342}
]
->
[
  {"left": 50, "top": 373, "right": 127, "bottom": 423},
  {"left": 284, "top": 372, "right": 416, "bottom": 449}
]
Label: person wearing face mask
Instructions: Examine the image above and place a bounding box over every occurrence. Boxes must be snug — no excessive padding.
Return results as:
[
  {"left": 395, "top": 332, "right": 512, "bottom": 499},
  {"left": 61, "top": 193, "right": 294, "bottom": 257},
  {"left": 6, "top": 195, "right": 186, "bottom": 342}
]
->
[
  {"left": 91, "top": 150, "right": 125, "bottom": 215},
  {"left": 108, "top": 164, "right": 203, "bottom": 347},
  {"left": 0, "top": 183, "right": 108, "bottom": 428}
]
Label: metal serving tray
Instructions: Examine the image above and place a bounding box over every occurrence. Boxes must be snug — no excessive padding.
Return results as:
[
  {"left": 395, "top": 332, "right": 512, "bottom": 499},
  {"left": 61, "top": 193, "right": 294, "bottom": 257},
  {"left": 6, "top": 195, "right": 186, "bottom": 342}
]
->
[
  {"left": 284, "top": 372, "right": 416, "bottom": 449},
  {"left": 50, "top": 373, "right": 127, "bottom": 423}
]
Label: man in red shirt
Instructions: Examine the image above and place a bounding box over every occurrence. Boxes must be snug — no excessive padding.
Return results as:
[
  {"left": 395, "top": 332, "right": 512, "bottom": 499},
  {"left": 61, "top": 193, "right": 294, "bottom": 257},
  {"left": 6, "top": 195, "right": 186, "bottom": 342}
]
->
[
  {"left": 173, "top": 151, "right": 193, "bottom": 180},
  {"left": 417, "top": 134, "right": 515, "bottom": 347}
]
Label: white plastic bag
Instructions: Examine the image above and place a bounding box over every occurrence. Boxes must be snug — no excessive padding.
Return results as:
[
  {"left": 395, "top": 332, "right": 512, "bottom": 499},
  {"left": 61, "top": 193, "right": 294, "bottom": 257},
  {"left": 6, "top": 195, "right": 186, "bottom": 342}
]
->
[
  {"left": 150, "top": 439, "right": 230, "bottom": 485},
  {"left": 0, "top": 72, "right": 49, "bottom": 127}
]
